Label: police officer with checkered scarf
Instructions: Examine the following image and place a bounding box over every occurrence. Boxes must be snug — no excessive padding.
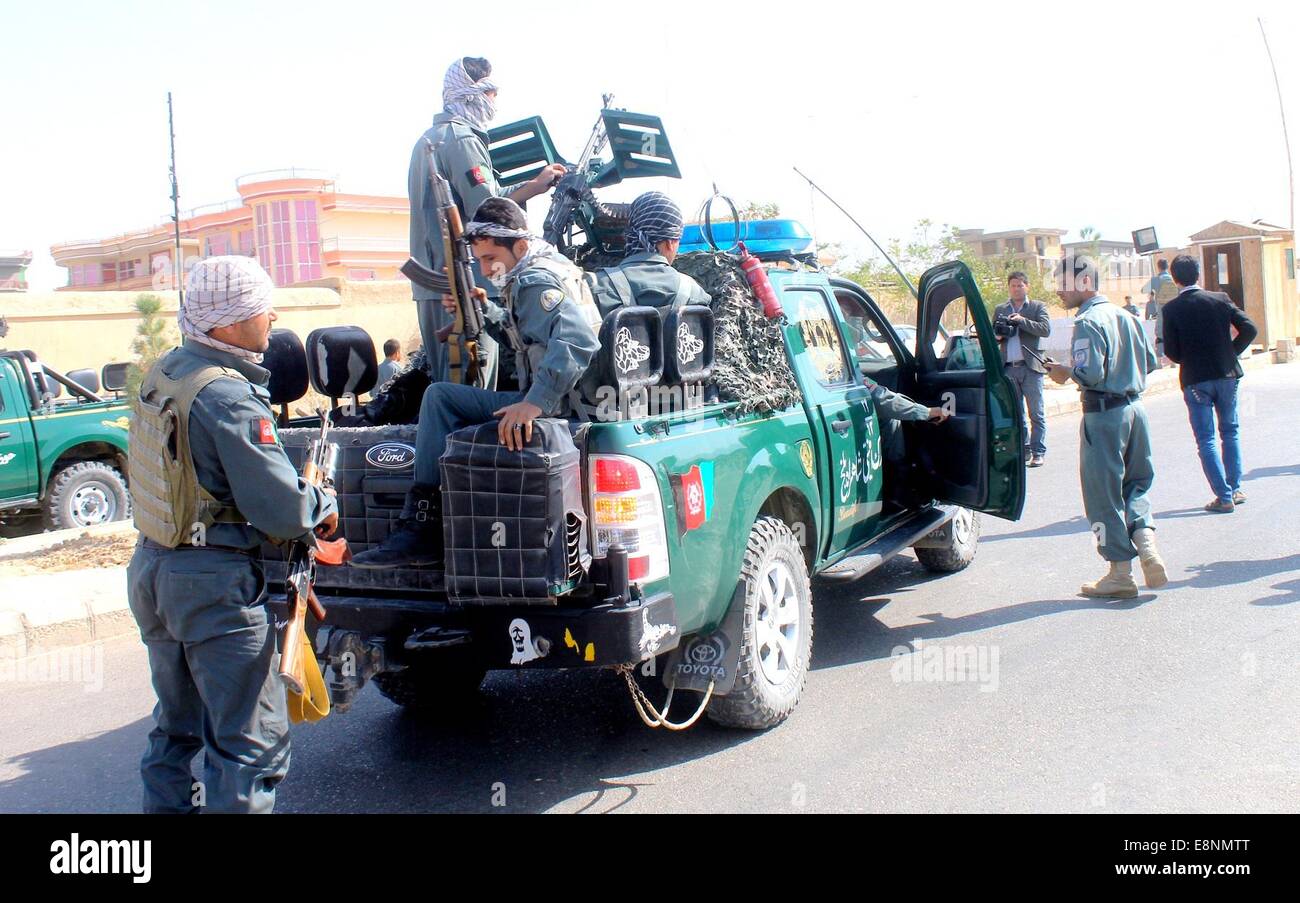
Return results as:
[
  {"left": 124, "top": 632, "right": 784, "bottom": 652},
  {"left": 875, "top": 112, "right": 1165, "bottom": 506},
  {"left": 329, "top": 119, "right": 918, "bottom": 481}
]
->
[
  {"left": 586, "top": 191, "right": 712, "bottom": 314},
  {"left": 126, "top": 257, "right": 338, "bottom": 814},
  {"left": 409, "top": 56, "right": 568, "bottom": 388}
]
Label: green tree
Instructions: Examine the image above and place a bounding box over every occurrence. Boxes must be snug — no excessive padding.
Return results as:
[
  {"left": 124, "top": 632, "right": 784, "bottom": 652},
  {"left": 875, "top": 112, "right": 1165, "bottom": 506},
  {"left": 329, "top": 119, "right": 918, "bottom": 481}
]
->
[
  {"left": 831, "top": 220, "right": 1061, "bottom": 321},
  {"left": 126, "top": 293, "right": 175, "bottom": 405}
]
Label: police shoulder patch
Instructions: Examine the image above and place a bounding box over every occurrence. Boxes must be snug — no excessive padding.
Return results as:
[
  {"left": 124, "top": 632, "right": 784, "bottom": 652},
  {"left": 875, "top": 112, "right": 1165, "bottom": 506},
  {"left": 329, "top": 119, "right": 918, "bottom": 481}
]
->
[
  {"left": 252, "top": 418, "right": 279, "bottom": 446},
  {"left": 468, "top": 166, "right": 487, "bottom": 186},
  {"left": 540, "top": 288, "right": 565, "bottom": 312}
]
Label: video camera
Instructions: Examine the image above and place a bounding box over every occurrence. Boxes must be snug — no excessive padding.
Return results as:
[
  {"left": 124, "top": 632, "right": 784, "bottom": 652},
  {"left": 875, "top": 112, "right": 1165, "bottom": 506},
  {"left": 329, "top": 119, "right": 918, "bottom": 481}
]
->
[{"left": 993, "top": 314, "right": 1017, "bottom": 339}]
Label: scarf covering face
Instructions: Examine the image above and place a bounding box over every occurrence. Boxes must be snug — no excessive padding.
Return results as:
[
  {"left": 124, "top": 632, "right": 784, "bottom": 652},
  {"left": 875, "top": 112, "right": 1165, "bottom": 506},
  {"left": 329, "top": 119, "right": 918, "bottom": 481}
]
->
[
  {"left": 501, "top": 239, "right": 569, "bottom": 291},
  {"left": 179, "top": 256, "right": 274, "bottom": 363},
  {"left": 442, "top": 58, "right": 498, "bottom": 130},
  {"left": 623, "top": 191, "right": 684, "bottom": 257}
]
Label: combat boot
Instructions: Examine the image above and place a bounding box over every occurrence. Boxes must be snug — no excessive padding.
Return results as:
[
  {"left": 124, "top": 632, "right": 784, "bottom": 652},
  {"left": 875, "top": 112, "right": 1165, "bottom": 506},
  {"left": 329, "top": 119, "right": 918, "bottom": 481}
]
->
[
  {"left": 350, "top": 484, "right": 444, "bottom": 570},
  {"left": 1132, "top": 527, "right": 1168, "bottom": 589},
  {"left": 1081, "top": 560, "right": 1139, "bottom": 599}
]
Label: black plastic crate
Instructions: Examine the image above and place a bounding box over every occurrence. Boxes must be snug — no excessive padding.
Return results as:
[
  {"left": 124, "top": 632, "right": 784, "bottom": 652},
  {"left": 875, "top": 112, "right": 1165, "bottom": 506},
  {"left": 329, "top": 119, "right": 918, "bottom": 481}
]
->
[{"left": 261, "top": 425, "right": 443, "bottom": 594}]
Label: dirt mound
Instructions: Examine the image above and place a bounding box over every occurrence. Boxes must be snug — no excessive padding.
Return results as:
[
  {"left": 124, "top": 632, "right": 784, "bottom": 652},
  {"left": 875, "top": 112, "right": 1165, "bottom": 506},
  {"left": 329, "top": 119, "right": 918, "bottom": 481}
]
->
[{"left": 0, "top": 530, "right": 137, "bottom": 577}]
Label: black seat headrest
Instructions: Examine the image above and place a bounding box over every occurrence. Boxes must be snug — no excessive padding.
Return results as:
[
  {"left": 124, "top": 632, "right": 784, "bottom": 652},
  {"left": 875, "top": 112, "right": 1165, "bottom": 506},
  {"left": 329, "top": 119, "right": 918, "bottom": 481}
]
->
[
  {"left": 664, "top": 305, "right": 715, "bottom": 384},
  {"left": 67, "top": 368, "right": 101, "bottom": 395},
  {"left": 305, "top": 326, "right": 378, "bottom": 400},
  {"left": 594, "top": 307, "right": 663, "bottom": 395},
  {"left": 101, "top": 363, "right": 130, "bottom": 393},
  {"left": 264, "top": 328, "right": 310, "bottom": 406}
]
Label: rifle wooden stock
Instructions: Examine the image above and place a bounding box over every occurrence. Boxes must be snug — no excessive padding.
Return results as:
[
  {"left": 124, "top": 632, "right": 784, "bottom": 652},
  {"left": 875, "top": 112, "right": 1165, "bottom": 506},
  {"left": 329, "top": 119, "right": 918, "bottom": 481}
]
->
[
  {"left": 277, "top": 416, "right": 345, "bottom": 695},
  {"left": 421, "top": 138, "right": 487, "bottom": 388}
]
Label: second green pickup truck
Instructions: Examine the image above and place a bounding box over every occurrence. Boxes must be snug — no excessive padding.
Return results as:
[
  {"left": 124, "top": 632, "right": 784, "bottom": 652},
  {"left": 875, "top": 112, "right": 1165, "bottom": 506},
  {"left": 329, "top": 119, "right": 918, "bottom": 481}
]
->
[
  {"left": 263, "top": 228, "right": 1025, "bottom": 731},
  {"left": 0, "top": 352, "right": 132, "bottom": 534}
]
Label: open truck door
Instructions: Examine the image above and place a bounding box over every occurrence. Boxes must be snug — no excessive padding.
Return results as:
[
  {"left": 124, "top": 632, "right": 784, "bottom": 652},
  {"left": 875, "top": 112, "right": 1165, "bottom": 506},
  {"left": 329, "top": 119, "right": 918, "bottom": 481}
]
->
[{"left": 907, "top": 262, "right": 1026, "bottom": 520}]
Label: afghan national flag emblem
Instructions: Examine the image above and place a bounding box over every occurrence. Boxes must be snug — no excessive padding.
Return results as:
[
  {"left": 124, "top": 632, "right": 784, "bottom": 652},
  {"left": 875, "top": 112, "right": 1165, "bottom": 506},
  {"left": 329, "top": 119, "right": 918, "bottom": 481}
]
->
[
  {"left": 253, "top": 418, "right": 278, "bottom": 446},
  {"left": 673, "top": 464, "right": 714, "bottom": 534}
]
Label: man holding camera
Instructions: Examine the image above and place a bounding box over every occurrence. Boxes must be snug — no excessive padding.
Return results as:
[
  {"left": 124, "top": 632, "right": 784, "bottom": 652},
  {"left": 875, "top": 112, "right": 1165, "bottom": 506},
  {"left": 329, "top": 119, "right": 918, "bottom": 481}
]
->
[{"left": 994, "top": 271, "right": 1052, "bottom": 467}]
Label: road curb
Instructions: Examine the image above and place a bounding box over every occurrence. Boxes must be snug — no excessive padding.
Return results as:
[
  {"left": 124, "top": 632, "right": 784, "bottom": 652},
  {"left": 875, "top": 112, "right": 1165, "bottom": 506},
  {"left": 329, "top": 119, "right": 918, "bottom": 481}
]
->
[{"left": 0, "top": 568, "right": 136, "bottom": 660}]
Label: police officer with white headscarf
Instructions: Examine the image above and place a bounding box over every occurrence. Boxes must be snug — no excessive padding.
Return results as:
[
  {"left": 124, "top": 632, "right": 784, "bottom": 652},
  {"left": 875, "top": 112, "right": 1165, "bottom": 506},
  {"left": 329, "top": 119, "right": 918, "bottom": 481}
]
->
[
  {"left": 127, "top": 257, "right": 338, "bottom": 813},
  {"left": 408, "top": 56, "right": 568, "bottom": 387}
]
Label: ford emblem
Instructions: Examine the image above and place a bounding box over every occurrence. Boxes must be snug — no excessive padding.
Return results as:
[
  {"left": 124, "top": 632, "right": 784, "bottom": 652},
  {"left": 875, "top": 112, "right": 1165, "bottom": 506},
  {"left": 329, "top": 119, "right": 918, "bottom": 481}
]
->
[{"left": 366, "top": 443, "right": 416, "bottom": 470}]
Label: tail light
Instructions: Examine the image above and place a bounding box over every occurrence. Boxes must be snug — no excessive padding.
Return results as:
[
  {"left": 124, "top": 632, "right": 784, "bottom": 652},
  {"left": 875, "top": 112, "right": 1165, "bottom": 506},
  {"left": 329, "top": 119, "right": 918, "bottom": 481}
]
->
[{"left": 588, "top": 454, "right": 670, "bottom": 586}]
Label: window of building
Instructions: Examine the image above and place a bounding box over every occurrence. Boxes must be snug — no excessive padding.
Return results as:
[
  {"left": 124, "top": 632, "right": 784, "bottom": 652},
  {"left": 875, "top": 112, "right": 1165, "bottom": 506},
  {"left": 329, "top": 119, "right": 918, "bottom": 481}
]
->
[
  {"left": 255, "top": 206, "right": 271, "bottom": 272},
  {"left": 117, "top": 259, "right": 142, "bottom": 281},
  {"left": 981, "top": 241, "right": 999, "bottom": 256},
  {"left": 1287, "top": 248, "right": 1296, "bottom": 279},
  {"left": 347, "top": 269, "right": 377, "bottom": 281},
  {"left": 295, "top": 200, "right": 321, "bottom": 282},
  {"left": 271, "top": 200, "right": 293, "bottom": 286},
  {"left": 205, "top": 233, "right": 230, "bottom": 257},
  {"left": 69, "top": 263, "right": 102, "bottom": 287},
  {"left": 1006, "top": 237, "right": 1025, "bottom": 254},
  {"left": 101, "top": 262, "right": 117, "bottom": 284},
  {"left": 238, "top": 230, "right": 254, "bottom": 257}
]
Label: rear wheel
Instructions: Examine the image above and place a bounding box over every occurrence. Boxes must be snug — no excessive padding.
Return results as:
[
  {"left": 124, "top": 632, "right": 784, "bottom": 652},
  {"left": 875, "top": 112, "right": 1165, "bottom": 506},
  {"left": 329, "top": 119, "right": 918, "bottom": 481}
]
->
[
  {"left": 707, "top": 517, "right": 813, "bottom": 731},
  {"left": 914, "top": 507, "right": 981, "bottom": 573},
  {"left": 44, "top": 461, "right": 131, "bottom": 531}
]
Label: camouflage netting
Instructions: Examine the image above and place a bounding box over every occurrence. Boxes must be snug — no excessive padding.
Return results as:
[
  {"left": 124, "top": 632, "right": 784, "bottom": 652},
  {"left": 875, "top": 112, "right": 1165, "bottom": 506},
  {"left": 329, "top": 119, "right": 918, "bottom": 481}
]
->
[{"left": 673, "top": 251, "right": 802, "bottom": 416}]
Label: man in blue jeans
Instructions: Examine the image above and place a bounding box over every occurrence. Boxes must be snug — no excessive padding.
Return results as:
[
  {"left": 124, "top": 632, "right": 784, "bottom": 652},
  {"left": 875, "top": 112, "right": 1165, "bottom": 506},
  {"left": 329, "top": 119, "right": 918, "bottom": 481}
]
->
[
  {"left": 994, "top": 271, "right": 1052, "bottom": 467},
  {"left": 1160, "top": 254, "right": 1258, "bottom": 513}
]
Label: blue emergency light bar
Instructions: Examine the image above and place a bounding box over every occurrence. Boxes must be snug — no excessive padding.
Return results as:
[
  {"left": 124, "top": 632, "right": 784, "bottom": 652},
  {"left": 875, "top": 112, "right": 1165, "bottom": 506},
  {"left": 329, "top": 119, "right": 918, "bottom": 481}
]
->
[{"left": 679, "top": 219, "right": 814, "bottom": 257}]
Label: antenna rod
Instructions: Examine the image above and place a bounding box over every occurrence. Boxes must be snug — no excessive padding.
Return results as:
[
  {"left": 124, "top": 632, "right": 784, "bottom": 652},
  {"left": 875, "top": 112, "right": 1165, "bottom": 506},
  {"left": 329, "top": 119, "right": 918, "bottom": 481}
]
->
[
  {"left": 168, "top": 92, "right": 184, "bottom": 304},
  {"left": 793, "top": 166, "right": 918, "bottom": 299},
  {"left": 1258, "top": 18, "right": 1294, "bottom": 232}
]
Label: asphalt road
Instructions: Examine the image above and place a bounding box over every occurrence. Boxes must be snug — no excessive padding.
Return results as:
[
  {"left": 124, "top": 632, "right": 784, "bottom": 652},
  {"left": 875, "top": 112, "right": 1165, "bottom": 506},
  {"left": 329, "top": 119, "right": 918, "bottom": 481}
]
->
[{"left": 2, "top": 364, "right": 1297, "bottom": 814}]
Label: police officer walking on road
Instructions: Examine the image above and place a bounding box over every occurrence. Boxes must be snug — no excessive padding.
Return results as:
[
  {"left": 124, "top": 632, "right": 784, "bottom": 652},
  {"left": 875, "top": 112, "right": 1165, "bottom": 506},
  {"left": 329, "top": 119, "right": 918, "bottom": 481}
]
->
[
  {"left": 352, "top": 198, "right": 601, "bottom": 570},
  {"left": 409, "top": 56, "right": 567, "bottom": 387},
  {"left": 1047, "top": 254, "right": 1168, "bottom": 599},
  {"left": 127, "top": 257, "right": 338, "bottom": 814}
]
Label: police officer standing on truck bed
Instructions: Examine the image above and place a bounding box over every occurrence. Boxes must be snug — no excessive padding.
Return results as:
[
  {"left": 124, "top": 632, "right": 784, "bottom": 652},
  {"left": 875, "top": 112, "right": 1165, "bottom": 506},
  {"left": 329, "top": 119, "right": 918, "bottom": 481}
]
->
[
  {"left": 410, "top": 56, "right": 568, "bottom": 387},
  {"left": 1046, "top": 254, "right": 1168, "bottom": 600},
  {"left": 126, "top": 257, "right": 338, "bottom": 814},
  {"left": 352, "top": 198, "right": 601, "bottom": 570}
]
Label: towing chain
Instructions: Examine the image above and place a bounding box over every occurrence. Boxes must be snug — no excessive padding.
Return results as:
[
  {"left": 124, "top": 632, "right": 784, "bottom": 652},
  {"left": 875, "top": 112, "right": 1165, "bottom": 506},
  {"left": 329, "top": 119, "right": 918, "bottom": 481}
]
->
[{"left": 617, "top": 665, "right": 715, "bottom": 732}]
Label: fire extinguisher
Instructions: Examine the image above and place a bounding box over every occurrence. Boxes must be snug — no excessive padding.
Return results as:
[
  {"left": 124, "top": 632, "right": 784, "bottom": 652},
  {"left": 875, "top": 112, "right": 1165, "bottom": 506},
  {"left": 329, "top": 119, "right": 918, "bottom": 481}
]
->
[{"left": 738, "top": 242, "right": 783, "bottom": 319}]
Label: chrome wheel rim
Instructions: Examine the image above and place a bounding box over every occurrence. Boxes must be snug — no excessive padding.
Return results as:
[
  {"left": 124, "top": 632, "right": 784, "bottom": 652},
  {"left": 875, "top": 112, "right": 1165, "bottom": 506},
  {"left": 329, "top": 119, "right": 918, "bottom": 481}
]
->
[
  {"left": 755, "top": 561, "right": 801, "bottom": 685},
  {"left": 71, "top": 482, "right": 116, "bottom": 526}
]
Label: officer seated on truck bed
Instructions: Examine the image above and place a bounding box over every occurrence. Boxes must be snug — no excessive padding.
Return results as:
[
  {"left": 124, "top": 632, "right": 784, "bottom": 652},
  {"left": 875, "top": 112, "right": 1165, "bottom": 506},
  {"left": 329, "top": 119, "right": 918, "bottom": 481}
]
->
[
  {"left": 351, "top": 197, "right": 601, "bottom": 570},
  {"left": 586, "top": 191, "right": 711, "bottom": 315}
]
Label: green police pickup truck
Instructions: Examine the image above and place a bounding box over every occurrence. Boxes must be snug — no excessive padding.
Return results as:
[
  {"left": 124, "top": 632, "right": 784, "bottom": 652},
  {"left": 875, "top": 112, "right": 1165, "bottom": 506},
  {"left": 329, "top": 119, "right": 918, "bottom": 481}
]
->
[
  {"left": 265, "top": 222, "right": 1025, "bottom": 731},
  {"left": 0, "top": 352, "right": 133, "bottom": 534}
]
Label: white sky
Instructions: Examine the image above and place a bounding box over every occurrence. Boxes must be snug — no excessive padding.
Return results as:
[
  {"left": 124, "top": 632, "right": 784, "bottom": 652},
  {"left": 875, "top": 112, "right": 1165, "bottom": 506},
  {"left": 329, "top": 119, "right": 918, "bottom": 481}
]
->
[{"left": 2, "top": 0, "right": 1297, "bottom": 291}]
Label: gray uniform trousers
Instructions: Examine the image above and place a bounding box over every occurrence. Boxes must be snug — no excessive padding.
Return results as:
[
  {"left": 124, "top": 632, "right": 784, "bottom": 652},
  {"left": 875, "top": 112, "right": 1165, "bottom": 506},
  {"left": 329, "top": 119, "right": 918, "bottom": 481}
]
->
[
  {"left": 126, "top": 543, "right": 290, "bottom": 814},
  {"left": 1080, "top": 402, "right": 1156, "bottom": 562}
]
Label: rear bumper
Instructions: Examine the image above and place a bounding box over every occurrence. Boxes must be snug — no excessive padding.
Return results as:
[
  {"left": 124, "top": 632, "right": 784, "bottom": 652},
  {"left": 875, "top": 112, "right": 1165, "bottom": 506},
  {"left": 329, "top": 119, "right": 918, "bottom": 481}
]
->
[{"left": 271, "top": 590, "right": 680, "bottom": 672}]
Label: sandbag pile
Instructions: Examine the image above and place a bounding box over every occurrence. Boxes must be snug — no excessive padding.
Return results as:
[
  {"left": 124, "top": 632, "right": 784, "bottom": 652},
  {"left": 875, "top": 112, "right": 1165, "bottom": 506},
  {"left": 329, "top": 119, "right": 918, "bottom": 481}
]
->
[{"left": 673, "top": 251, "right": 802, "bottom": 416}]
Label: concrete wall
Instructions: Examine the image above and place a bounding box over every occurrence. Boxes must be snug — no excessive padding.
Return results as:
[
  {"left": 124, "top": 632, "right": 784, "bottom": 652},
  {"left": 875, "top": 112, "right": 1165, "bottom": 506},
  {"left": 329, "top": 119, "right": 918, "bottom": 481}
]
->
[{"left": 0, "top": 282, "right": 420, "bottom": 377}]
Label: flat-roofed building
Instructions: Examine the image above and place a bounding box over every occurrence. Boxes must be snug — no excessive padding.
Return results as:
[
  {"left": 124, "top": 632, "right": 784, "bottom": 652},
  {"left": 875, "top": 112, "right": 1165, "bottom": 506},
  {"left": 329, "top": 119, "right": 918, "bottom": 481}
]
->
[
  {"left": 0, "top": 250, "right": 32, "bottom": 292},
  {"left": 51, "top": 170, "right": 410, "bottom": 291}
]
